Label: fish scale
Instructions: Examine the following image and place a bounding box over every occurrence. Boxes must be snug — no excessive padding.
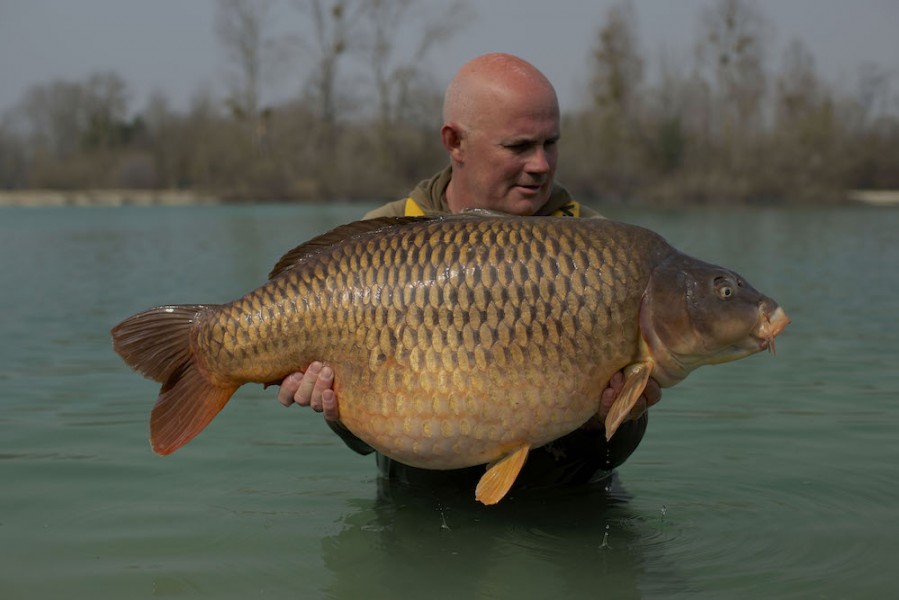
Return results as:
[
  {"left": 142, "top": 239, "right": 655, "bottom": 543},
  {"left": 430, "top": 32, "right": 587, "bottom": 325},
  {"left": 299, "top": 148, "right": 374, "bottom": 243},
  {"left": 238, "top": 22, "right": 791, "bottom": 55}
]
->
[
  {"left": 190, "top": 217, "right": 644, "bottom": 468},
  {"left": 112, "top": 214, "right": 789, "bottom": 504}
]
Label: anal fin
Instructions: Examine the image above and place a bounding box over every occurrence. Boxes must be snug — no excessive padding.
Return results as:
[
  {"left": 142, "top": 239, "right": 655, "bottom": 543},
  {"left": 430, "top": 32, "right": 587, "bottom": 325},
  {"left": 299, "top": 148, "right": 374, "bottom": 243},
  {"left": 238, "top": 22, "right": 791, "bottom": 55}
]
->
[
  {"left": 475, "top": 444, "right": 530, "bottom": 505},
  {"left": 604, "top": 362, "right": 653, "bottom": 442}
]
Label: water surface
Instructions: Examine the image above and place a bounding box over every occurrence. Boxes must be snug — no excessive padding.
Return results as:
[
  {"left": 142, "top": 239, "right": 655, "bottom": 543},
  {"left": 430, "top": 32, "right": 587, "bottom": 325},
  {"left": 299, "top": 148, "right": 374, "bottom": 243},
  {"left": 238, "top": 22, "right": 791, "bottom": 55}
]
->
[{"left": 1, "top": 204, "right": 896, "bottom": 599}]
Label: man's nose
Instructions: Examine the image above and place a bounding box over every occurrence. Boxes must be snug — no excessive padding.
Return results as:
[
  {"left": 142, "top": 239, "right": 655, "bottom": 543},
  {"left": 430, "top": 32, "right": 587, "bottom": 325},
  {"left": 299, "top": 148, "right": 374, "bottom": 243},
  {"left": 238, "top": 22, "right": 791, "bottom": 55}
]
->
[{"left": 526, "top": 147, "right": 551, "bottom": 174}]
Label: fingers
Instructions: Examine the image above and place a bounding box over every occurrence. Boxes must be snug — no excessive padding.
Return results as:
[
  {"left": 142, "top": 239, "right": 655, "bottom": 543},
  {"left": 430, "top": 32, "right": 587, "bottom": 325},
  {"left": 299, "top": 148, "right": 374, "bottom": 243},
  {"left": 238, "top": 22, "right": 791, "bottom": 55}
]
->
[
  {"left": 608, "top": 371, "right": 624, "bottom": 393},
  {"left": 320, "top": 389, "right": 339, "bottom": 421},
  {"left": 277, "top": 362, "right": 338, "bottom": 421},
  {"left": 627, "top": 397, "right": 649, "bottom": 421},
  {"left": 304, "top": 365, "right": 334, "bottom": 414},
  {"left": 625, "top": 378, "right": 662, "bottom": 421},
  {"left": 277, "top": 371, "right": 304, "bottom": 407},
  {"left": 643, "top": 377, "right": 662, "bottom": 408},
  {"left": 294, "top": 362, "right": 324, "bottom": 407},
  {"left": 598, "top": 371, "right": 624, "bottom": 418},
  {"left": 597, "top": 372, "right": 662, "bottom": 422},
  {"left": 599, "top": 385, "right": 617, "bottom": 418}
]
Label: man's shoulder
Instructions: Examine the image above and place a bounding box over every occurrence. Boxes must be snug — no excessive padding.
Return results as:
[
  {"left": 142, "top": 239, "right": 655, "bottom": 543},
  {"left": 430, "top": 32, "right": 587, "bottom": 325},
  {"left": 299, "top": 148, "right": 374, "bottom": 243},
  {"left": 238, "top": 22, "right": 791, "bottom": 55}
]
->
[
  {"left": 362, "top": 167, "right": 451, "bottom": 220},
  {"left": 362, "top": 198, "right": 408, "bottom": 220},
  {"left": 577, "top": 203, "right": 603, "bottom": 219},
  {"left": 541, "top": 183, "right": 603, "bottom": 219}
]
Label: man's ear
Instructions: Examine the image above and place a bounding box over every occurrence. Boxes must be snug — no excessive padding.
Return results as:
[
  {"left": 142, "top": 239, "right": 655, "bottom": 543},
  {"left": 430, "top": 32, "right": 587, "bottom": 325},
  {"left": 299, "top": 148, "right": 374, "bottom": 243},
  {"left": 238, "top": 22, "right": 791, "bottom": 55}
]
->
[{"left": 441, "top": 123, "right": 464, "bottom": 163}]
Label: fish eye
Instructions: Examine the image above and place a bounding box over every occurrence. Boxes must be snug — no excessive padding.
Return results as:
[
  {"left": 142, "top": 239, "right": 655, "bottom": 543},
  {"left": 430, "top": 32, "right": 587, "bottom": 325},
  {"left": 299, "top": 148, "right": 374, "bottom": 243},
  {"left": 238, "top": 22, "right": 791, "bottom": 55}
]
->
[{"left": 714, "top": 276, "right": 735, "bottom": 299}]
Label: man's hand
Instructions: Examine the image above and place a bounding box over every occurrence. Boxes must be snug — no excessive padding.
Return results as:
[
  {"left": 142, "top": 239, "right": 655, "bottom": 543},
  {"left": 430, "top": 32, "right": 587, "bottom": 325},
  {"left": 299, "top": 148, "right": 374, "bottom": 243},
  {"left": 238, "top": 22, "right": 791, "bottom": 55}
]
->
[
  {"left": 597, "top": 371, "right": 662, "bottom": 423},
  {"left": 278, "top": 361, "right": 339, "bottom": 421}
]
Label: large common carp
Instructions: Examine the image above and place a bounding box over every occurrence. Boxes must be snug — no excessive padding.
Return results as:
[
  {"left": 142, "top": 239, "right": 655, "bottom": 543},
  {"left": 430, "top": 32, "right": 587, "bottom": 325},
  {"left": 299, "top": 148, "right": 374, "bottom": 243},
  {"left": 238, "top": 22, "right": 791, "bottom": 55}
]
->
[{"left": 112, "top": 214, "right": 789, "bottom": 504}]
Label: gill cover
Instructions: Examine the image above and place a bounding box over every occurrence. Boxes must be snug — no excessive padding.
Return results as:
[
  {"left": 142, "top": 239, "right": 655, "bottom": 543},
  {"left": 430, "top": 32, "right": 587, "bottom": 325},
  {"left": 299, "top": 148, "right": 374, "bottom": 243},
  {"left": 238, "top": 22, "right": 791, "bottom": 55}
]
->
[{"left": 639, "top": 253, "right": 787, "bottom": 386}]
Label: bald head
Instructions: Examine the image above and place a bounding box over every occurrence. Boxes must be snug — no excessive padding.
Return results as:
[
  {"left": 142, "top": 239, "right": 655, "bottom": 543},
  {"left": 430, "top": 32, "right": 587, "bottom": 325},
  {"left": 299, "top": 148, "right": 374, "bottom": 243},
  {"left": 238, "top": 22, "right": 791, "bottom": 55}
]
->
[
  {"left": 439, "top": 53, "right": 562, "bottom": 215},
  {"left": 443, "top": 53, "right": 559, "bottom": 131}
]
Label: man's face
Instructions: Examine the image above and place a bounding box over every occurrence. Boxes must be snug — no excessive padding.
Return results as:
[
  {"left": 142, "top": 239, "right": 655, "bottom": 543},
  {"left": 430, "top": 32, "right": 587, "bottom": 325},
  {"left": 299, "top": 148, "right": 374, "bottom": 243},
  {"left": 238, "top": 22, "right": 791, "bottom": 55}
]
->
[{"left": 452, "top": 88, "right": 560, "bottom": 216}]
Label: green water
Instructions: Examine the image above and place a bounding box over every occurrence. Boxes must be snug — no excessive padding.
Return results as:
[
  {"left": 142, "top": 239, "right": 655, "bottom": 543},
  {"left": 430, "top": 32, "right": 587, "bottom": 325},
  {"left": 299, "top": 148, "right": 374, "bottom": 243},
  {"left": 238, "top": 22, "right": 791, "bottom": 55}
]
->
[{"left": 1, "top": 204, "right": 896, "bottom": 599}]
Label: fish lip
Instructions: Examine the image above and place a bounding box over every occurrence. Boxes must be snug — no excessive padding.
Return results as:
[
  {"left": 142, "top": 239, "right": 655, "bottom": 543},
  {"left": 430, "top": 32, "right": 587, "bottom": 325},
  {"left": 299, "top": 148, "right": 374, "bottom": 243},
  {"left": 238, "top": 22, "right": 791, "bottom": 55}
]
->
[
  {"left": 754, "top": 306, "right": 791, "bottom": 353},
  {"left": 762, "top": 306, "right": 791, "bottom": 337},
  {"left": 752, "top": 334, "right": 774, "bottom": 351}
]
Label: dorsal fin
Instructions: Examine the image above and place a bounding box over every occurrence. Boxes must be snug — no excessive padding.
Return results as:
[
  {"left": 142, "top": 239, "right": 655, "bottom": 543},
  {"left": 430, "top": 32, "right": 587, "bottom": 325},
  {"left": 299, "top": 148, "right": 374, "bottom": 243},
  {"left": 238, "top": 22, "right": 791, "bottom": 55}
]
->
[
  {"left": 460, "top": 207, "right": 513, "bottom": 218},
  {"left": 267, "top": 216, "right": 430, "bottom": 279},
  {"left": 267, "top": 211, "right": 509, "bottom": 279}
]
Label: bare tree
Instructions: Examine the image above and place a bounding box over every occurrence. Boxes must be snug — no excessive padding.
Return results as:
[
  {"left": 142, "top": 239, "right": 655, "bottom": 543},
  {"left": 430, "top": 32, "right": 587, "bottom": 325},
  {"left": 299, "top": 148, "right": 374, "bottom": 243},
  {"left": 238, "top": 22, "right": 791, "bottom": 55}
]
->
[
  {"left": 770, "top": 39, "right": 842, "bottom": 200},
  {"left": 643, "top": 52, "right": 694, "bottom": 176},
  {"left": 17, "top": 74, "right": 128, "bottom": 158},
  {"left": 292, "top": 0, "right": 368, "bottom": 124},
  {"left": 696, "top": 0, "right": 771, "bottom": 137},
  {"left": 20, "top": 80, "right": 88, "bottom": 160},
  {"left": 577, "top": 0, "right": 646, "bottom": 198},
  {"left": 363, "top": 0, "right": 472, "bottom": 126},
  {"left": 855, "top": 62, "right": 893, "bottom": 128},
  {"left": 12, "top": 72, "right": 133, "bottom": 187},
  {"left": 215, "top": 0, "right": 278, "bottom": 121},
  {"left": 590, "top": 0, "right": 643, "bottom": 118},
  {"left": 776, "top": 39, "right": 823, "bottom": 124},
  {"left": 80, "top": 72, "right": 132, "bottom": 151},
  {"left": 285, "top": 1, "right": 368, "bottom": 196},
  {"left": 288, "top": 0, "right": 470, "bottom": 197},
  {"left": 357, "top": 0, "right": 473, "bottom": 189},
  {"left": 0, "top": 114, "right": 27, "bottom": 188}
]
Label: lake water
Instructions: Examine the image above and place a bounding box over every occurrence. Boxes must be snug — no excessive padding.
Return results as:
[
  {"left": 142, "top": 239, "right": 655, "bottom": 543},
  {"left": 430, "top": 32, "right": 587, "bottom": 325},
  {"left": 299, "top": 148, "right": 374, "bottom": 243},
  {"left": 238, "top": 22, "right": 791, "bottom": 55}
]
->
[{"left": 1, "top": 203, "right": 896, "bottom": 599}]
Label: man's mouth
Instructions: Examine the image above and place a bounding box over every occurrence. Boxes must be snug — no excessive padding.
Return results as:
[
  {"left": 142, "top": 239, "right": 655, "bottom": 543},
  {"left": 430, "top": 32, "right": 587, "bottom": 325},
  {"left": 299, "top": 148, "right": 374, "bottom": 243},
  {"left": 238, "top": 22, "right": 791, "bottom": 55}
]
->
[{"left": 515, "top": 182, "right": 544, "bottom": 194}]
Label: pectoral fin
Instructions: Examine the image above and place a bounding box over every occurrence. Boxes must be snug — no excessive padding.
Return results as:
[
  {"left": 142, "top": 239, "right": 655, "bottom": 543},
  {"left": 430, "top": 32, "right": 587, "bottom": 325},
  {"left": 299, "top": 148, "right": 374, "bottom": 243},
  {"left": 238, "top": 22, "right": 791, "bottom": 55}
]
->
[
  {"left": 475, "top": 444, "right": 530, "bottom": 505},
  {"left": 604, "top": 362, "right": 653, "bottom": 442}
]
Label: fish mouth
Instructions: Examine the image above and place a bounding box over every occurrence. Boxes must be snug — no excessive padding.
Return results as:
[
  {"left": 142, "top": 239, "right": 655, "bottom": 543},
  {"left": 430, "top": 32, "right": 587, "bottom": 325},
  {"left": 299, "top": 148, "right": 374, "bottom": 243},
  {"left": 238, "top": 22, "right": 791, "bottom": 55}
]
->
[{"left": 754, "top": 306, "right": 791, "bottom": 354}]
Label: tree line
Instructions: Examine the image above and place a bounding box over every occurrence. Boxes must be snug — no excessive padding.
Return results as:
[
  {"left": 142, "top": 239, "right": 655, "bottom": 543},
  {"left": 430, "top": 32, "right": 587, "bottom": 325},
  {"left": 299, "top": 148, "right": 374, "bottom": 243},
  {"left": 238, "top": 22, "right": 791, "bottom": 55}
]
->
[{"left": 0, "top": 0, "right": 896, "bottom": 205}]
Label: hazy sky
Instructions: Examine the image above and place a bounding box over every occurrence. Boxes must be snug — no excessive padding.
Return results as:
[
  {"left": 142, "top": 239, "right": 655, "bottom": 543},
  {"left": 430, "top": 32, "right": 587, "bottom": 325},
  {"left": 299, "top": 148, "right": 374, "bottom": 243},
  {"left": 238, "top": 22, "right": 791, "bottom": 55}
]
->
[{"left": 1, "top": 0, "right": 897, "bottom": 116}]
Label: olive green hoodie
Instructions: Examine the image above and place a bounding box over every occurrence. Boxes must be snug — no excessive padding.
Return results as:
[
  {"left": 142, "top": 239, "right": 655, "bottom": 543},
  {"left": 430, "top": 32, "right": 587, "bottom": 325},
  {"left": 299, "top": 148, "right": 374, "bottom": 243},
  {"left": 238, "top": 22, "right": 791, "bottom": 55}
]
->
[{"left": 364, "top": 165, "right": 601, "bottom": 219}]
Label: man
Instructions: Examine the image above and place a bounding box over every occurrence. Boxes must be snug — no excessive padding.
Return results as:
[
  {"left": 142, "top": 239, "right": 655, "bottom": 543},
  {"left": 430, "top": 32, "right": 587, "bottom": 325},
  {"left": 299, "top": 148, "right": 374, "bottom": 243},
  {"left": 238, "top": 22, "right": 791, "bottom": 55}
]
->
[{"left": 278, "top": 53, "right": 661, "bottom": 491}]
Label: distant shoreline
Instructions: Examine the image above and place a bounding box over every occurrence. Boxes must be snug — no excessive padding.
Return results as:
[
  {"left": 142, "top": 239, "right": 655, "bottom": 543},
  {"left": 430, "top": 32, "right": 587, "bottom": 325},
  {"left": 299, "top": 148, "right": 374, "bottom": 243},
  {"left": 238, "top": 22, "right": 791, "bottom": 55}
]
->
[
  {"left": 846, "top": 190, "right": 899, "bottom": 207},
  {"left": 2, "top": 188, "right": 898, "bottom": 207},
  {"left": 0, "top": 189, "right": 220, "bottom": 207}
]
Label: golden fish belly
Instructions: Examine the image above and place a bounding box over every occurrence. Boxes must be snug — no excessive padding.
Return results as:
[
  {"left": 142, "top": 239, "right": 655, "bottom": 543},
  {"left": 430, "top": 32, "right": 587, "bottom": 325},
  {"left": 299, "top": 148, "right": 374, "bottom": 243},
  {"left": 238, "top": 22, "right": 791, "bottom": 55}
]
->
[
  {"left": 333, "top": 363, "right": 623, "bottom": 469},
  {"left": 196, "top": 217, "right": 659, "bottom": 468}
]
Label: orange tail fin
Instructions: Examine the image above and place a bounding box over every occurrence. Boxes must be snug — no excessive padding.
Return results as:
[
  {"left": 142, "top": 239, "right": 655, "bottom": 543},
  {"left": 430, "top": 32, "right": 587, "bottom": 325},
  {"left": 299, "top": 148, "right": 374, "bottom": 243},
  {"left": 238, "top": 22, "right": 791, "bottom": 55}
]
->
[{"left": 111, "top": 304, "right": 238, "bottom": 455}]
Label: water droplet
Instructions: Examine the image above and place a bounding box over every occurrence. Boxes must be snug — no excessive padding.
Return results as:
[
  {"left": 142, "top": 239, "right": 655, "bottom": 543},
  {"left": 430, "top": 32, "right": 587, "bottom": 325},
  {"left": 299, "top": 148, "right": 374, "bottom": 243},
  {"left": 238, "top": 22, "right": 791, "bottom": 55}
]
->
[{"left": 600, "top": 524, "right": 612, "bottom": 549}]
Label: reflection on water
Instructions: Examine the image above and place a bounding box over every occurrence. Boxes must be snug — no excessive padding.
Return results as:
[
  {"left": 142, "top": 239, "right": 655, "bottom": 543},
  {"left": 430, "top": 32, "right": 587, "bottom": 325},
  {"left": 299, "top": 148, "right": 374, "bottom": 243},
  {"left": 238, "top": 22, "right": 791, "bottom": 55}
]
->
[
  {"left": 322, "top": 476, "right": 675, "bottom": 600},
  {"left": 1, "top": 205, "right": 897, "bottom": 599}
]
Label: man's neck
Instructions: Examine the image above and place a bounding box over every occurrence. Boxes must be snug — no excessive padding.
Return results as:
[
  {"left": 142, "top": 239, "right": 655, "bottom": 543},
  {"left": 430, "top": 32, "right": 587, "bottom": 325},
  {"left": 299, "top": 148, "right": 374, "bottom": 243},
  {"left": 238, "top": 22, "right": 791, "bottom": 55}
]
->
[{"left": 444, "top": 178, "right": 467, "bottom": 215}]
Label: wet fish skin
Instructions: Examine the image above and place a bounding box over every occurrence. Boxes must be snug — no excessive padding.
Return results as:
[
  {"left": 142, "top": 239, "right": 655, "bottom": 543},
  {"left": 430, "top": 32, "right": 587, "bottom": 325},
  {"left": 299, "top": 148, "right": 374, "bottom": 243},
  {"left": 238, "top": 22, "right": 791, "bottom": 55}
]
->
[
  {"left": 195, "top": 216, "right": 656, "bottom": 463},
  {"left": 111, "top": 215, "right": 789, "bottom": 504}
]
